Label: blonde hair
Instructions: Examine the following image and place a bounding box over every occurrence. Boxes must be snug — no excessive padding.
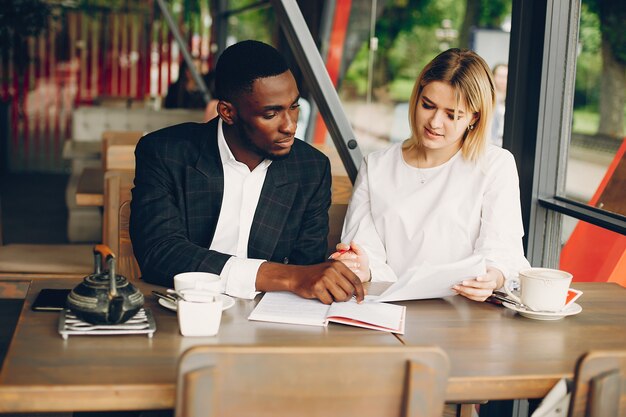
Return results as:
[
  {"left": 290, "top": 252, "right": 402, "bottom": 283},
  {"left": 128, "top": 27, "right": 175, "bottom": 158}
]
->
[{"left": 406, "top": 48, "right": 495, "bottom": 162}]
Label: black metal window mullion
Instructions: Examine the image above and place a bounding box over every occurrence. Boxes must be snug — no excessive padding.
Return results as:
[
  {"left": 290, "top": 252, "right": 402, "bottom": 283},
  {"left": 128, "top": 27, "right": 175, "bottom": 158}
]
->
[{"left": 538, "top": 197, "right": 626, "bottom": 235}]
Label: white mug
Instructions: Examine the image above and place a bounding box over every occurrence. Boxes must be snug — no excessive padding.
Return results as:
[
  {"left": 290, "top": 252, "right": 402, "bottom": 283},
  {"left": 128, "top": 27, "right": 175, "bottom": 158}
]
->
[
  {"left": 177, "top": 293, "right": 223, "bottom": 337},
  {"left": 504, "top": 268, "right": 573, "bottom": 312},
  {"left": 174, "top": 272, "right": 222, "bottom": 293}
]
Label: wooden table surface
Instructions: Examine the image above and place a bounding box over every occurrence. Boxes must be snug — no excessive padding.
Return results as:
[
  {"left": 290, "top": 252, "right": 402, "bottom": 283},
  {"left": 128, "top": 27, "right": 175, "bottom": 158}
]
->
[
  {"left": 0, "top": 279, "right": 400, "bottom": 412},
  {"left": 0, "top": 280, "right": 624, "bottom": 412},
  {"left": 397, "top": 282, "right": 626, "bottom": 402}
]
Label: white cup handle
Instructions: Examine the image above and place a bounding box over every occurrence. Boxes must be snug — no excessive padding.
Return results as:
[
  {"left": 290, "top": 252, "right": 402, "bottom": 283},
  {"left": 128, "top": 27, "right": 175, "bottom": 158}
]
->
[{"left": 503, "top": 277, "right": 522, "bottom": 304}]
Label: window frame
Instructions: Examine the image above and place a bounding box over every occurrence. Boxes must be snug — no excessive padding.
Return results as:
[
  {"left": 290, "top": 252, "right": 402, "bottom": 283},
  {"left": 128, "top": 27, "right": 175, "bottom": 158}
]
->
[{"left": 507, "top": 0, "right": 625, "bottom": 268}]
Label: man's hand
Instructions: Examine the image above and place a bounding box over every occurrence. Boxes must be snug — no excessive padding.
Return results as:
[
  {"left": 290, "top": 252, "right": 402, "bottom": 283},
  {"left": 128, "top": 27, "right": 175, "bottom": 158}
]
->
[{"left": 256, "top": 261, "right": 364, "bottom": 305}]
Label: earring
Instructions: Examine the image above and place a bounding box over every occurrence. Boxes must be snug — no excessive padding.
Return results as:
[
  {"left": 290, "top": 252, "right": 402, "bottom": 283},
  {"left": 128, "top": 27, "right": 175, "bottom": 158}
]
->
[{"left": 467, "top": 124, "right": 475, "bottom": 131}]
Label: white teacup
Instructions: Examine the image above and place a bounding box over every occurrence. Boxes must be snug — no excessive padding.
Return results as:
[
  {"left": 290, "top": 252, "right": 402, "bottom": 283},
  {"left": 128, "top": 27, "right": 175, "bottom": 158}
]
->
[
  {"left": 504, "top": 268, "right": 573, "bottom": 312},
  {"left": 177, "top": 292, "right": 223, "bottom": 337},
  {"left": 174, "top": 272, "right": 222, "bottom": 293}
]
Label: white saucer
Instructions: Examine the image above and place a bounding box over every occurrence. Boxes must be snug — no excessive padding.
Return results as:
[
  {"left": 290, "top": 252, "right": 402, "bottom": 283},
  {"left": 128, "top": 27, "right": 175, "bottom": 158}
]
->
[
  {"left": 503, "top": 302, "right": 582, "bottom": 320},
  {"left": 158, "top": 294, "right": 235, "bottom": 312}
]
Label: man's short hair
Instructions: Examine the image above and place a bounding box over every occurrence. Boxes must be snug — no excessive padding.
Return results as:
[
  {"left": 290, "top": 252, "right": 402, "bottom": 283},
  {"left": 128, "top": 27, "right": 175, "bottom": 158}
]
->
[{"left": 215, "top": 40, "right": 290, "bottom": 102}]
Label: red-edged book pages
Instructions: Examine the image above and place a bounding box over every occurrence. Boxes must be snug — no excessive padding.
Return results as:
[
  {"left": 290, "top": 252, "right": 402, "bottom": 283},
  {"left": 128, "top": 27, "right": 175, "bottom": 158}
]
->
[{"left": 248, "top": 292, "right": 405, "bottom": 334}]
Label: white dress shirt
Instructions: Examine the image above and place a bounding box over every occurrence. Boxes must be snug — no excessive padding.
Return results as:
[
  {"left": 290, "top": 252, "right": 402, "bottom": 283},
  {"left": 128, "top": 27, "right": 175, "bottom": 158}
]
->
[
  {"left": 341, "top": 142, "right": 530, "bottom": 283},
  {"left": 210, "top": 119, "right": 270, "bottom": 299}
]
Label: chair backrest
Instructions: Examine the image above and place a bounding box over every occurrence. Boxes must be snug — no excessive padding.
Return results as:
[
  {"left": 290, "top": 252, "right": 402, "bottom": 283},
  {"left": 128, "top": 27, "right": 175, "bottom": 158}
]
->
[
  {"left": 331, "top": 175, "right": 352, "bottom": 204},
  {"left": 176, "top": 345, "right": 449, "bottom": 417},
  {"left": 312, "top": 143, "right": 348, "bottom": 177},
  {"left": 327, "top": 203, "right": 348, "bottom": 256},
  {"left": 326, "top": 174, "right": 352, "bottom": 256},
  {"left": 101, "top": 130, "right": 143, "bottom": 171},
  {"left": 118, "top": 200, "right": 140, "bottom": 281},
  {"left": 106, "top": 177, "right": 348, "bottom": 277},
  {"left": 569, "top": 350, "right": 626, "bottom": 417},
  {"left": 103, "top": 170, "right": 135, "bottom": 256}
]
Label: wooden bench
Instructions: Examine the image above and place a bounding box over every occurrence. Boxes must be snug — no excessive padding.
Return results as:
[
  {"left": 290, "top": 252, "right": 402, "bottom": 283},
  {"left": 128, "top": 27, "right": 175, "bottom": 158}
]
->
[{"left": 0, "top": 199, "right": 93, "bottom": 279}]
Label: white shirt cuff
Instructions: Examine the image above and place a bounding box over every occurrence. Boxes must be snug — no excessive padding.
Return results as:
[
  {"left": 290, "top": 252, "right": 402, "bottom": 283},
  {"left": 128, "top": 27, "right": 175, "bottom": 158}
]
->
[
  {"left": 221, "top": 257, "right": 265, "bottom": 299},
  {"left": 485, "top": 260, "right": 509, "bottom": 281}
]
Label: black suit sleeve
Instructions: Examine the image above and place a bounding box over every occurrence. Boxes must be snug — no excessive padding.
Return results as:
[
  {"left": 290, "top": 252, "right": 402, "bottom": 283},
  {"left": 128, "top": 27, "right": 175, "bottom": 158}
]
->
[
  {"left": 130, "top": 136, "right": 231, "bottom": 287},
  {"left": 288, "top": 157, "right": 331, "bottom": 265}
]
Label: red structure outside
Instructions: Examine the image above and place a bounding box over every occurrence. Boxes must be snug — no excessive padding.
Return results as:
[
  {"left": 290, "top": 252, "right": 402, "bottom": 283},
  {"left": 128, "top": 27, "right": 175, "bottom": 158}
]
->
[{"left": 560, "top": 139, "right": 626, "bottom": 286}]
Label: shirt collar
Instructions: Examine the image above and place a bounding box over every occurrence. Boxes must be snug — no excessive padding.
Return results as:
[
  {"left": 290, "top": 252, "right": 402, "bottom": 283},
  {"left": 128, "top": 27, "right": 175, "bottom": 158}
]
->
[
  {"left": 217, "top": 118, "right": 272, "bottom": 170},
  {"left": 217, "top": 118, "right": 236, "bottom": 164}
]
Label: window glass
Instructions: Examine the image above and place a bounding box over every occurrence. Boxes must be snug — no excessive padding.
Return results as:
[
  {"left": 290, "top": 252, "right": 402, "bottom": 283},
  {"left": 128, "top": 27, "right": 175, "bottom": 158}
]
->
[
  {"left": 336, "top": 0, "right": 513, "bottom": 156},
  {"left": 225, "top": 1, "right": 274, "bottom": 46},
  {"left": 565, "top": 0, "right": 626, "bottom": 218},
  {"left": 560, "top": 214, "right": 626, "bottom": 286}
]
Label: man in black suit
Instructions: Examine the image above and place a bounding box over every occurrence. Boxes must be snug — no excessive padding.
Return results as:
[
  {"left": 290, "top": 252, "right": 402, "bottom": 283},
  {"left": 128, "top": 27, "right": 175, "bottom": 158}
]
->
[{"left": 130, "top": 40, "right": 363, "bottom": 304}]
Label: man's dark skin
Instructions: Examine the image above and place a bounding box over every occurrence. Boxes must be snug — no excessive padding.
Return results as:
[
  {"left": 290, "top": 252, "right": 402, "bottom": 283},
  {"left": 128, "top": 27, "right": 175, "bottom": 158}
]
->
[{"left": 217, "top": 69, "right": 364, "bottom": 305}]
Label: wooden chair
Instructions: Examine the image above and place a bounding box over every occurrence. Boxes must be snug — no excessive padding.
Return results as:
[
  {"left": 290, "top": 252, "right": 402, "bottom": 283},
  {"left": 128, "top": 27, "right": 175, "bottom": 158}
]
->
[
  {"left": 101, "top": 167, "right": 139, "bottom": 281},
  {"left": 103, "top": 169, "right": 134, "bottom": 256},
  {"left": 327, "top": 203, "right": 348, "bottom": 257},
  {"left": 117, "top": 199, "right": 345, "bottom": 280},
  {"left": 0, "top": 198, "right": 93, "bottom": 280},
  {"left": 118, "top": 200, "right": 140, "bottom": 281},
  {"left": 313, "top": 143, "right": 352, "bottom": 256},
  {"left": 176, "top": 345, "right": 449, "bottom": 417},
  {"left": 101, "top": 130, "right": 143, "bottom": 171},
  {"left": 331, "top": 175, "right": 352, "bottom": 204},
  {"left": 107, "top": 186, "right": 348, "bottom": 280},
  {"left": 569, "top": 350, "right": 626, "bottom": 417}
]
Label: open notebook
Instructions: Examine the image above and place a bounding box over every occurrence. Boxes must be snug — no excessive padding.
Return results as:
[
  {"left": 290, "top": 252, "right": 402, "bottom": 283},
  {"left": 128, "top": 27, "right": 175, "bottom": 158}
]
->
[{"left": 248, "top": 292, "right": 406, "bottom": 334}]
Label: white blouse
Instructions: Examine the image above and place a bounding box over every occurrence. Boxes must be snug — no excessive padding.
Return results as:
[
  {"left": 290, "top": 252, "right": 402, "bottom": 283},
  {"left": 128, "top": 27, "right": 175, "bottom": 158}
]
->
[{"left": 341, "top": 142, "right": 530, "bottom": 282}]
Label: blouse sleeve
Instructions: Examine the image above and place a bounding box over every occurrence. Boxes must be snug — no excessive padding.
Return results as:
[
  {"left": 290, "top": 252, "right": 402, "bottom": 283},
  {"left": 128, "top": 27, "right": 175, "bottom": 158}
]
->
[
  {"left": 341, "top": 158, "right": 400, "bottom": 282},
  {"left": 474, "top": 150, "right": 530, "bottom": 280}
]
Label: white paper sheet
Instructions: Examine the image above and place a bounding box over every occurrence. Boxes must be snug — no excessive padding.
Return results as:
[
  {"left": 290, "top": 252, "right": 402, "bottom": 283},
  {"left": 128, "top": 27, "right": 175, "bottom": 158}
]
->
[
  {"left": 368, "top": 255, "right": 487, "bottom": 302},
  {"left": 248, "top": 292, "right": 329, "bottom": 326}
]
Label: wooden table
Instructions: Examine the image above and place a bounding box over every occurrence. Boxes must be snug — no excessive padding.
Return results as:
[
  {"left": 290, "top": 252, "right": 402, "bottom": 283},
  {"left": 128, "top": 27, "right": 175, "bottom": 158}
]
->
[
  {"left": 0, "top": 281, "right": 625, "bottom": 412},
  {"left": 0, "top": 279, "right": 400, "bottom": 412},
  {"left": 397, "top": 283, "right": 626, "bottom": 402}
]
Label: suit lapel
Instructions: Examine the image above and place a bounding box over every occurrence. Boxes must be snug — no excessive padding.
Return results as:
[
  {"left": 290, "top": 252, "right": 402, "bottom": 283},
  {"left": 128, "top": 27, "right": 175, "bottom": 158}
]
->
[
  {"left": 185, "top": 121, "right": 224, "bottom": 246},
  {"left": 248, "top": 158, "right": 298, "bottom": 260}
]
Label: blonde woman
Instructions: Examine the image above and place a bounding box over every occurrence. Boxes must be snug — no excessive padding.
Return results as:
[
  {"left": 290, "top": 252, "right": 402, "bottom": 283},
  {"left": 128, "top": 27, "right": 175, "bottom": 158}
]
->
[{"left": 331, "top": 48, "right": 529, "bottom": 302}]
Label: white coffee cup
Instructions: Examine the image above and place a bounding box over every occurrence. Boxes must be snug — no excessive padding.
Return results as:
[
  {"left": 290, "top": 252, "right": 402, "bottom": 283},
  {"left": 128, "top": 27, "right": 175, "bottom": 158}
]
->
[
  {"left": 504, "top": 268, "right": 573, "bottom": 312},
  {"left": 177, "top": 293, "right": 223, "bottom": 337},
  {"left": 174, "top": 272, "right": 222, "bottom": 293}
]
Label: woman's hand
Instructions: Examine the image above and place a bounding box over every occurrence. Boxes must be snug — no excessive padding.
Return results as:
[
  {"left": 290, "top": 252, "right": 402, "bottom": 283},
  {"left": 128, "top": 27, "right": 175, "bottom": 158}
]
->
[
  {"left": 328, "top": 241, "right": 371, "bottom": 283},
  {"left": 452, "top": 267, "right": 504, "bottom": 302}
]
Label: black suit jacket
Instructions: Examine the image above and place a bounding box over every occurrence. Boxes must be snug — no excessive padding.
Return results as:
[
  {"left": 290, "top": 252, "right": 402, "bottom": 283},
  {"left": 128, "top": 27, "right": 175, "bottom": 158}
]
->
[{"left": 130, "top": 118, "right": 331, "bottom": 286}]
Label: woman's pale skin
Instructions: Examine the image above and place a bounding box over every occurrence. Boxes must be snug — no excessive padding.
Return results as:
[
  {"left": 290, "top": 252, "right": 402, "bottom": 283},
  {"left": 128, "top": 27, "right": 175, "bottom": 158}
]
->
[{"left": 331, "top": 81, "right": 505, "bottom": 302}]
